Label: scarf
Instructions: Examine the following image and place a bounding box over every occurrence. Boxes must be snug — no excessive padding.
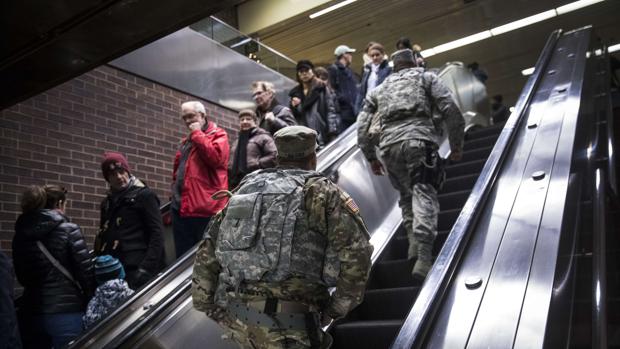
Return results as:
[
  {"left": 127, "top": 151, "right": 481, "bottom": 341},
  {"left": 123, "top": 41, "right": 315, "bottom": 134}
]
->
[{"left": 231, "top": 129, "right": 251, "bottom": 182}]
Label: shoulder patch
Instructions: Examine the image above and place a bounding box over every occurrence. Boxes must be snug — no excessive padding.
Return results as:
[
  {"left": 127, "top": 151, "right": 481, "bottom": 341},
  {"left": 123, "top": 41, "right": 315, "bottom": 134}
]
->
[{"left": 345, "top": 197, "right": 360, "bottom": 214}]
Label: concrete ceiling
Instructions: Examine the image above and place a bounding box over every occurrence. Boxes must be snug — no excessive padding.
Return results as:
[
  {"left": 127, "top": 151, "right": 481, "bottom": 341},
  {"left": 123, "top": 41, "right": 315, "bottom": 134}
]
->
[{"left": 250, "top": 0, "right": 620, "bottom": 105}]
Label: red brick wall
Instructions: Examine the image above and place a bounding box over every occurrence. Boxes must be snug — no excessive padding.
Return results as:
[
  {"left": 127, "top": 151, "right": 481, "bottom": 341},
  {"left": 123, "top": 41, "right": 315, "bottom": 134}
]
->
[{"left": 0, "top": 65, "right": 239, "bottom": 255}]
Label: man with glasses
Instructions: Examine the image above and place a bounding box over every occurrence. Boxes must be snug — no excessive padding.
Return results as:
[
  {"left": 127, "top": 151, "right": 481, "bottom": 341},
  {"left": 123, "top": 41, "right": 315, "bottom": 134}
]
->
[
  {"left": 251, "top": 81, "right": 296, "bottom": 135},
  {"left": 171, "top": 101, "right": 230, "bottom": 258}
]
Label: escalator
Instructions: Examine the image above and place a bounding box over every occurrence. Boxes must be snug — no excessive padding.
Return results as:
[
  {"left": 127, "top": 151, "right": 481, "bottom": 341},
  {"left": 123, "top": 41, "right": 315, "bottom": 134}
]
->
[
  {"left": 69, "top": 59, "right": 489, "bottom": 348},
  {"left": 390, "top": 26, "right": 620, "bottom": 349},
  {"left": 329, "top": 123, "right": 504, "bottom": 349}
]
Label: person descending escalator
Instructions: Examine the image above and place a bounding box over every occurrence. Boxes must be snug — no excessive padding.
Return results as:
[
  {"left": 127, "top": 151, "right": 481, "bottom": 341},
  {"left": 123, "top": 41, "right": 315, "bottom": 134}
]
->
[
  {"left": 289, "top": 60, "right": 341, "bottom": 147},
  {"left": 357, "top": 49, "right": 465, "bottom": 280}
]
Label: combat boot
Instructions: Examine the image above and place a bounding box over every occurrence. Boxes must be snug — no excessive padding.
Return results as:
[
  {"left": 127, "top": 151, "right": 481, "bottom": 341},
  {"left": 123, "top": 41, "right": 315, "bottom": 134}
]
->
[{"left": 412, "top": 242, "right": 433, "bottom": 280}]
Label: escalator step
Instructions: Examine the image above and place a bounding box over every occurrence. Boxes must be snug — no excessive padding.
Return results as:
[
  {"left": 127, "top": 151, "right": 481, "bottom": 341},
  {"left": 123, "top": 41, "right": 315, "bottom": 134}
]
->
[
  {"left": 439, "top": 189, "right": 470, "bottom": 211},
  {"left": 459, "top": 146, "right": 493, "bottom": 163},
  {"left": 380, "top": 230, "right": 450, "bottom": 261},
  {"left": 439, "top": 208, "right": 461, "bottom": 231},
  {"left": 446, "top": 159, "right": 486, "bottom": 178},
  {"left": 346, "top": 287, "right": 419, "bottom": 321},
  {"left": 331, "top": 320, "right": 403, "bottom": 349},
  {"left": 465, "top": 123, "right": 505, "bottom": 140},
  {"left": 441, "top": 173, "right": 479, "bottom": 193},
  {"left": 366, "top": 258, "right": 419, "bottom": 289},
  {"left": 464, "top": 135, "right": 499, "bottom": 151}
]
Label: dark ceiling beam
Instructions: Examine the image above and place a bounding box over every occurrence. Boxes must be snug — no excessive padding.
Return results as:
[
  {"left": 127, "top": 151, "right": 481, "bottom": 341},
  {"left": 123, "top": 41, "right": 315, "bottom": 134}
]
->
[{"left": 0, "top": 0, "right": 243, "bottom": 110}]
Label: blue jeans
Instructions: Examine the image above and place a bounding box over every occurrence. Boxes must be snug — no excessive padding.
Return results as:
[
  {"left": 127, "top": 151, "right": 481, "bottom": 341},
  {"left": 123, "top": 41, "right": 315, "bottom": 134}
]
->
[
  {"left": 172, "top": 209, "right": 211, "bottom": 258},
  {"left": 32, "top": 312, "right": 83, "bottom": 348}
]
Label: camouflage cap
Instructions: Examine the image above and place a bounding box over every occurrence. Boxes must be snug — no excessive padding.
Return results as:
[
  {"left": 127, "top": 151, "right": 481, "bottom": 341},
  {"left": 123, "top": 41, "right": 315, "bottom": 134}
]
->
[
  {"left": 274, "top": 126, "right": 317, "bottom": 160},
  {"left": 390, "top": 49, "right": 415, "bottom": 65}
]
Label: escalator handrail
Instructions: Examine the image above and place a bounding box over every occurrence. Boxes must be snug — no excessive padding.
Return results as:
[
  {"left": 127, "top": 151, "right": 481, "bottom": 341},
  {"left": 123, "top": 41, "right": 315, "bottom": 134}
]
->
[
  {"left": 591, "top": 46, "right": 613, "bottom": 349},
  {"left": 390, "top": 29, "right": 564, "bottom": 349}
]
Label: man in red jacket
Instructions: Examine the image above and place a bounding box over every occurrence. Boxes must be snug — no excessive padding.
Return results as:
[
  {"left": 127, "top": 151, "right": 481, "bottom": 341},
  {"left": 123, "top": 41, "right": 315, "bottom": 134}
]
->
[{"left": 172, "top": 101, "right": 230, "bottom": 258}]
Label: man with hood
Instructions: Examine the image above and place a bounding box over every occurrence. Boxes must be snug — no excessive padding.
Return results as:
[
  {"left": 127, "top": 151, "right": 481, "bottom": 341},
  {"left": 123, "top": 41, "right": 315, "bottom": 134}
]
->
[{"left": 95, "top": 152, "right": 165, "bottom": 289}]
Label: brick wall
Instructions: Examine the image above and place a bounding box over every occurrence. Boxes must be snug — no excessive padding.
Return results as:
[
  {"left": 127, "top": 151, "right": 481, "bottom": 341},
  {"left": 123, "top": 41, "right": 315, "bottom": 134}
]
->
[{"left": 0, "top": 65, "right": 239, "bottom": 255}]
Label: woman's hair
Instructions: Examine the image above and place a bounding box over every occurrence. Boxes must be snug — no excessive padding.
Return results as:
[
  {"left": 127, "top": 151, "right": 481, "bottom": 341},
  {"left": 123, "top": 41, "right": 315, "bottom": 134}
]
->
[
  {"left": 314, "top": 66, "right": 329, "bottom": 81},
  {"left": 364, "top": 41, "right": 379, "bottom": 53},
  {"left": 368, "top": 43, "right": 385, "bottom": 55},
  {"left": 21, "top": 184, "right": 67, "bottom": 213}
]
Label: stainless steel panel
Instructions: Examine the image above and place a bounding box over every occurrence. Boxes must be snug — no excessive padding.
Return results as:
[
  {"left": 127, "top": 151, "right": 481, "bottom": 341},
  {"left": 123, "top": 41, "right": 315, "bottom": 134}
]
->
[{"left": 110, "top": 28, "right": 296, "bottom": 111}]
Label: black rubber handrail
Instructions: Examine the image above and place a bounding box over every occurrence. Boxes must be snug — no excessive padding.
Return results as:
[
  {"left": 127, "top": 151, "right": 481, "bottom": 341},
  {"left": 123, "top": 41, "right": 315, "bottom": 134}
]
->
[{"left": 390, "top": 29, "right": 564, "bottom": 349}]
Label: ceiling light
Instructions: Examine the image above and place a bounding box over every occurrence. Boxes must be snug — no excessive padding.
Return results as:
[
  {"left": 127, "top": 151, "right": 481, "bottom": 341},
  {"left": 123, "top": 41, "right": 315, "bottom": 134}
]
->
[
  {"left": 609, "top": 43, "right": 620, "bottom": 53},
  {"left": 309, "top": 0, "right": 357, "bottom": 19},
  {"left": 420, "top": 48, "right": 437, "bottom": 58},
  {"left": 556, "top": 0, "right": 605, "bottom": 15},
  {"left": 490, "top": 10, "right": 557, "bottom": 36},
  {"left": 521, "top": 67, "right": 535, "bottom": 76},
  {"left": 433, "top": 30, "right": 492, "bottom": 54}
]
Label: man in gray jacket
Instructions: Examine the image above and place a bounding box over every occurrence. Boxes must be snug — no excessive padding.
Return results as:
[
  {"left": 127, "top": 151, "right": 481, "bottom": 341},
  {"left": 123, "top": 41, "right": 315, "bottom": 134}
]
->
[{"left": 357, "top": 49, "right": 465, "bottom": 280}]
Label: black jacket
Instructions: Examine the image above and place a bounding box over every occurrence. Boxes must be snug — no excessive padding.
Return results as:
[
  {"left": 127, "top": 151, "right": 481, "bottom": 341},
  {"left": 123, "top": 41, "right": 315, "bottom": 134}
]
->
[
  {"left": 95, "top": 178, "right": 164, "bottom": 288},
  {"left": 327, "top": 61, "right": 359, "bottom": 121},
  {"left": 289, "top": 82, "right": 341, "bottom": 146},
  {"left": 13, "top": 209, "right": 95, "bottom": 314},
  {"left": 0, "top": 251, "right": 21, "bottom": 348}
]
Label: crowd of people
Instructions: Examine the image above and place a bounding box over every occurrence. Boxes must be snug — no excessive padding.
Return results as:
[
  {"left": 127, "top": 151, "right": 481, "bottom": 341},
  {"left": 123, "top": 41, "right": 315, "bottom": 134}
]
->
[{"left": 4, "top": 36, "right": 476, "bottom": 349}]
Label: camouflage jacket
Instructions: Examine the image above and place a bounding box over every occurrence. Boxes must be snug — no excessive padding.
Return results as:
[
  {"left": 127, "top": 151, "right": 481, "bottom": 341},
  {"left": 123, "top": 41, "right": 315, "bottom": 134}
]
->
[
  {"left": 357, "top": 67, "right": 465, "bottom": 161},
  {"left": 192, "top": 168, "right": 373, "bottom": 321}
]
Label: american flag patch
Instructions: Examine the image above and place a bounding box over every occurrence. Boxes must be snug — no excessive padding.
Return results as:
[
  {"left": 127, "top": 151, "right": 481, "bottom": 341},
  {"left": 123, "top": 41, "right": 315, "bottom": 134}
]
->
[{"left": 345, "top": 198, "right": 360, "bottom": 214}]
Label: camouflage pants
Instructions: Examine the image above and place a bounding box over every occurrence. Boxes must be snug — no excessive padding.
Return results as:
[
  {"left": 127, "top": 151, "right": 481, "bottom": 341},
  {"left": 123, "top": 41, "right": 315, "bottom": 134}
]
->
[
  {"left": 216, "top": 312, "right": 332, "bottom": 349},
  {"left": 380, "top": 140, "right": 439, "bottom": 257}
]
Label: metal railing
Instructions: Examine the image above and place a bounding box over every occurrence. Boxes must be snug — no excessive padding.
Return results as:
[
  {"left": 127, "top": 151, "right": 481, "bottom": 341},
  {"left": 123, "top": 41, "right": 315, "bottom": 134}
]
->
[{"left": 190, "top": 17, "right": 297, "bottom": 80}]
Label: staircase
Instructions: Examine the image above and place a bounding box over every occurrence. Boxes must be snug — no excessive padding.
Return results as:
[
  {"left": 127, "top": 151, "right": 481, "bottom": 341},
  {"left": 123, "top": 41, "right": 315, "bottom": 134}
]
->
[{"left": 330, "top": 123, "right": 505, "bottom": 348}]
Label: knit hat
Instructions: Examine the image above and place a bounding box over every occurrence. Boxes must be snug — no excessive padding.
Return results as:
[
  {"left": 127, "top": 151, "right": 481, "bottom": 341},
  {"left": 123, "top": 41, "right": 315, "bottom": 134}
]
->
[
  {"left": 390, "top": 49, "right": 415, "bottom": 66},
  {"left": 296, "top": 60, "right": 314, "bottom": 72},
  {"left": 274, "top": 126, "right": 317, "bottom": 160},
  {"left": 238, "top": 109, "right": 257, "bottom": 120},
  {"left": 94, "top": 255, "right": 125, "bottom": 284},
  {"left": 101, "top": 152, "right": 131, "bottom": 180}
]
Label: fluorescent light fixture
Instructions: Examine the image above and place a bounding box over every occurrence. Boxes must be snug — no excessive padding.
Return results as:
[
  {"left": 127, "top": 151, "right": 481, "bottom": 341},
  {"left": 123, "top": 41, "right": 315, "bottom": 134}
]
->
[
  {"left": 609, "top": 43, "right": 620, "bottom": 53},
  {"left": 414, "top": 0, "right": 605, "bottom": 58},
  {"left": 490, "top": 10, "right": 557, "bottom": 36},
  {"left": 433, "top": 30, "right": 492, "bottom": 54},
  {"left": 521, "top": 67, "right": 535, "bottom": 76},
  {"left": 309, "top": 0, "right": 357, "bottom": 19},
  {"left": 556, "top": 0, "right": 605, "bottom": 15},
  {"left": 420, "top": 48, "right": 437, "bottom": 58}
]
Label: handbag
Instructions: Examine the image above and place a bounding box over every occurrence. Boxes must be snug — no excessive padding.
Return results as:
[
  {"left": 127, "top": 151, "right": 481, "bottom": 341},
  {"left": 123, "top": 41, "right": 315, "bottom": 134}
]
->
[{"left": 36, "top": 241, "right": 84, "bottom": 293}]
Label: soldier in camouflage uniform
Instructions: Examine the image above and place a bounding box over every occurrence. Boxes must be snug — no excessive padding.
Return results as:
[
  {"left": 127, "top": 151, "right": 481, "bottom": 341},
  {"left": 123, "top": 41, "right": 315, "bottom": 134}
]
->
[
  {"left": 357, "top": 49, "right": 465, "bottom": 280},
  {"left": 192, "top": 126, "right": 373, "bottom": 348}
]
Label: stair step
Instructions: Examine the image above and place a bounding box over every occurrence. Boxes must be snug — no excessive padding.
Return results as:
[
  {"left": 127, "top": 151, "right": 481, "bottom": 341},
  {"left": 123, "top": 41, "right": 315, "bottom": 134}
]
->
[
  {"left": 446, "top": 159, "right": 486, "bottom": 178},
  {"left": 465, "top": 123, "right": 505, "bottom": 140},
  {"left": 441, "top": 173, "right": 479, "bottom": 193},
  {"left": 367, "top": 258, "right": 419, "bottom": 289},
  {"left": 459, "top": 146, "right": 493, "bottom": 163},
  {"left": 382, "top": 231, "right": 450, "bottom": 261},
  {"left": 331, "top": 320, "right": 403, "bottom": 349},
  {"left": 439, "top": 208, "right": 461, "bottom": 231},
  {"left": 439, "top": 189, "right": 471, "bottom": 211},
  {"left": 464, "top": 135, "right": 498, "bottom": 151},
  {"left": 346, "top": 287, "right": 419, "bottom": 321}
]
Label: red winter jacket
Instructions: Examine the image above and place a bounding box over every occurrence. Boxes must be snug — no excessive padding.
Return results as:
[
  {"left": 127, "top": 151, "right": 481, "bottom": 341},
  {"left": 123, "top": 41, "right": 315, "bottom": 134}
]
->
[{"left": 173, "top": 122, "right": 230, "bottom": 217}]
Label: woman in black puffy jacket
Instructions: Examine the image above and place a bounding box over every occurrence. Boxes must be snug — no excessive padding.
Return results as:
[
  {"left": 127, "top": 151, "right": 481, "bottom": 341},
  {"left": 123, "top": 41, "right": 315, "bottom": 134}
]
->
[{"left": 13, "top": 184, "right": 95, "bottom": 348}]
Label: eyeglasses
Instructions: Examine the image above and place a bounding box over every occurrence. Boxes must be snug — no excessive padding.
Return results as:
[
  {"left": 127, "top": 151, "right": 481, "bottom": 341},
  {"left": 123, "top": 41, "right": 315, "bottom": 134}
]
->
[
  {"left": 252, "top": 90, "right": 266, "bottom": 98},
  {"left": 297, "top": 69, "right": 312, "bottom": 74}
]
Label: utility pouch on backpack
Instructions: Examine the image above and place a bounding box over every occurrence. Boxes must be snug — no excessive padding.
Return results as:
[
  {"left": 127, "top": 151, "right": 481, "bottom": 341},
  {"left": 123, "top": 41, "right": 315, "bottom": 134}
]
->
[{"left": 219, "top": 192, "right": 262, "bottom": 250}]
